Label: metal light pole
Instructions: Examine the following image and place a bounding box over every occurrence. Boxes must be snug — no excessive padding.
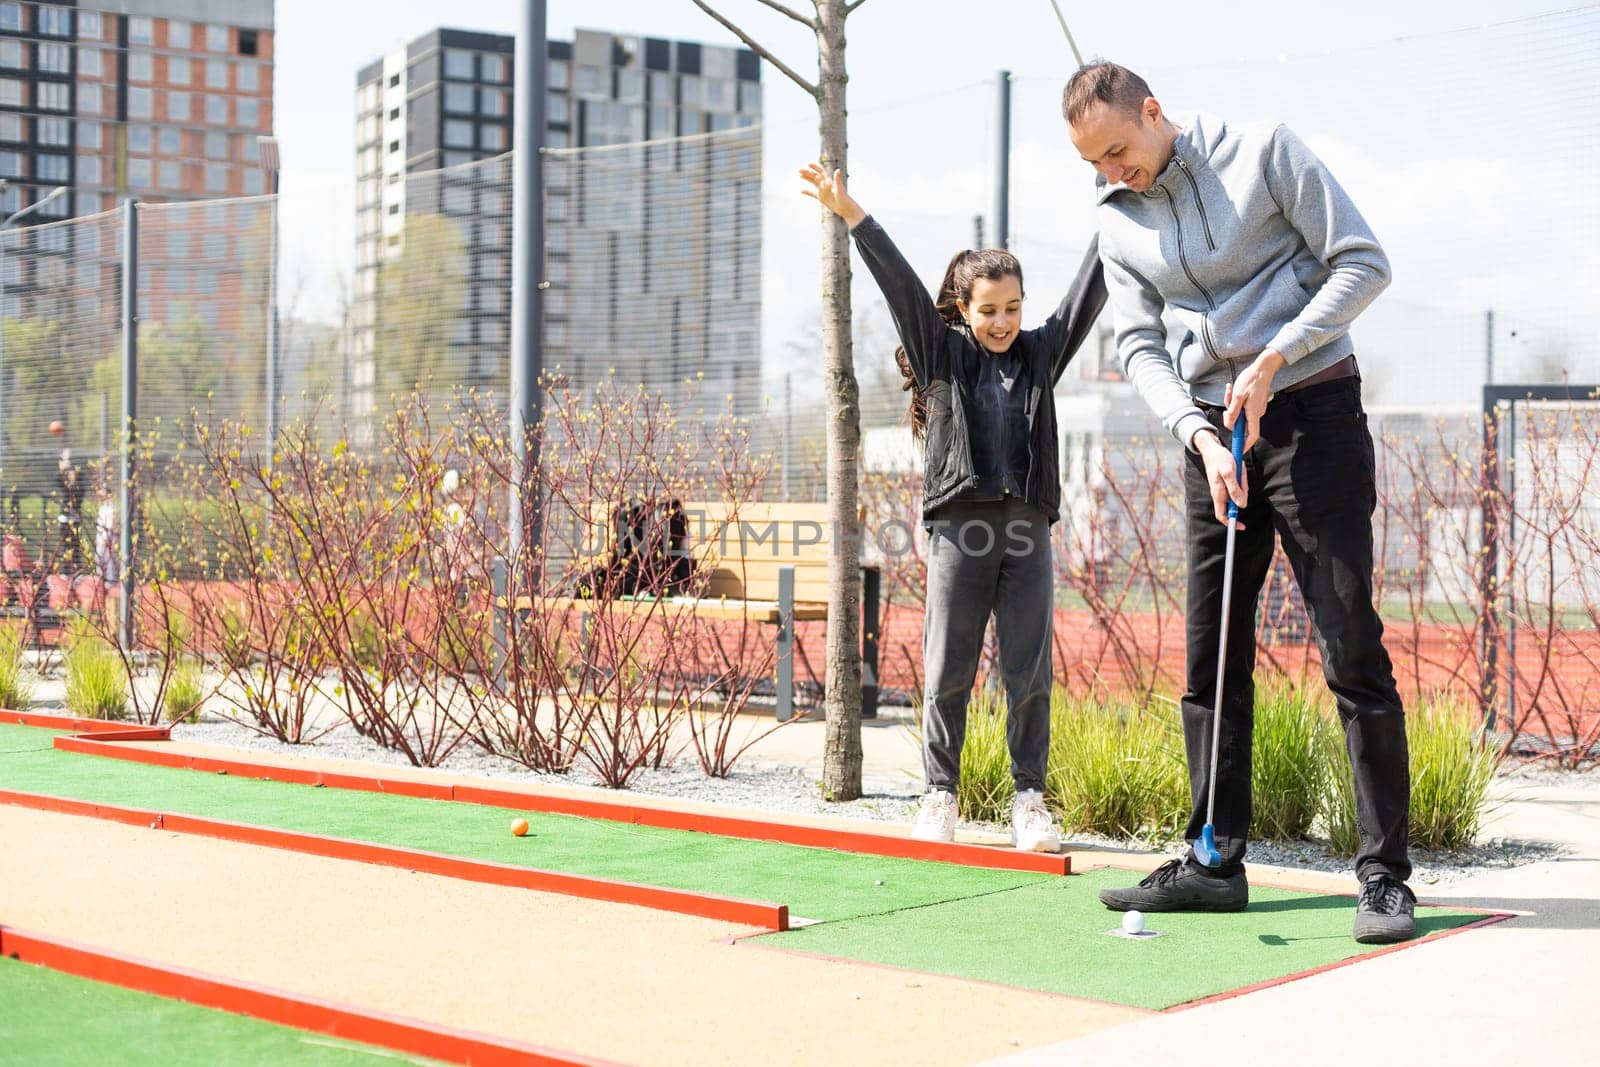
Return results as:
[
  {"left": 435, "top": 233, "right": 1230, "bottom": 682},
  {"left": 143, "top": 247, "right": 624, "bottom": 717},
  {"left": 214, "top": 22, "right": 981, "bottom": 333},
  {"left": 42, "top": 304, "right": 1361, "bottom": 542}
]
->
[
  {"left": 508, "top": 0, "right": 547, "bottom": 576},
  {"left": 256, "top": 137, "right": 282, "bottom": 456},
  {"left": 993, "top": 71, "right": 1011, "bottom": 250},
  {"left": 0, "top": 184, "right": 69, "bottom": 472}
]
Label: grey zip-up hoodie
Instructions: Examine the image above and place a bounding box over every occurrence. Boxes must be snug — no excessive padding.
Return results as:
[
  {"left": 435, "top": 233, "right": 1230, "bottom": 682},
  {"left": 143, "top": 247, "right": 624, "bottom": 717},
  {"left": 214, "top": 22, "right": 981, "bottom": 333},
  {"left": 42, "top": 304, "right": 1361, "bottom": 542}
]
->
[{"left": 1096, "top": 112, "right": 1391, "bottom": 450}]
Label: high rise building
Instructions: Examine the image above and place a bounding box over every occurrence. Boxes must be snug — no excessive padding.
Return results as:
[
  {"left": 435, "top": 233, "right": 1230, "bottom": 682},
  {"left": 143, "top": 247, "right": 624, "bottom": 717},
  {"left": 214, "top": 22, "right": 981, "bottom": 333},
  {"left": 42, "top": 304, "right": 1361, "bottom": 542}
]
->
[
  {"left": 0, "top": 0, "right": 275, "bottom": 339},
  {"left": 352, "top": 26, "right": 762, "bottom": 426},
  {"left": 0, "top": 1, "right": 274, "bottom": 215}
]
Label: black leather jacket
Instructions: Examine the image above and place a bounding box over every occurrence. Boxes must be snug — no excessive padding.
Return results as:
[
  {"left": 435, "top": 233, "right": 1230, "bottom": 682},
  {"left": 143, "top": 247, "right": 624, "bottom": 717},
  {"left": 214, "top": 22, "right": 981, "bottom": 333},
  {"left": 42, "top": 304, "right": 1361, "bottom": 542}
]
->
[{"left": 850, "top": 216, "right": 1108, "bottom": 523}]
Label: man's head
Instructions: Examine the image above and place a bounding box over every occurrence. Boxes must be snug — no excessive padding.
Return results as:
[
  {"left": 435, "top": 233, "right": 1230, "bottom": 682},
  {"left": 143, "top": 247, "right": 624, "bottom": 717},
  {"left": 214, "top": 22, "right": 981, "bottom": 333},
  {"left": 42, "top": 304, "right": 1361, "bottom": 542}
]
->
[{"left": 1063, "top": 62, "right": 1176, "bottom": 193}]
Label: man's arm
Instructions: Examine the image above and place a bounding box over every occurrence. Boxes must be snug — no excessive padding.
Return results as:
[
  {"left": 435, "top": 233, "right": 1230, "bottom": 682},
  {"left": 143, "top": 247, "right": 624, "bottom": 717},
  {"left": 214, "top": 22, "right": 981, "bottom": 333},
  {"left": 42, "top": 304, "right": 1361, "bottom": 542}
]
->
[
  {"left": 1260, "top": 124, "right": 1392, "bottom": 364},
  {"left": 1104, "top": 253, "right": 1212, "bottom": 453}
]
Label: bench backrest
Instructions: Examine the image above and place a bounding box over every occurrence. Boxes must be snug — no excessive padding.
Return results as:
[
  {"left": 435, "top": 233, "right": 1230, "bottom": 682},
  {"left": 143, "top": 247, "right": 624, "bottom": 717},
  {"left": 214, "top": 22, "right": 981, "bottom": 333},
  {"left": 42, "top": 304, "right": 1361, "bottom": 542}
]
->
[{"left": 680, "top": 502, "right": 834, "bottom": 605}]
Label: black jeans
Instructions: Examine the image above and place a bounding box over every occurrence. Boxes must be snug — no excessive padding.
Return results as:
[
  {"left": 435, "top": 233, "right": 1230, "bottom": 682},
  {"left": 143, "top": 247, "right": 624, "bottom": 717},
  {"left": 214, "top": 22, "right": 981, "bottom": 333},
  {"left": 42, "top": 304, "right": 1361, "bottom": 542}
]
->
[{"left": 1182, "top": 377, "right": 1410, "bottom": 883}]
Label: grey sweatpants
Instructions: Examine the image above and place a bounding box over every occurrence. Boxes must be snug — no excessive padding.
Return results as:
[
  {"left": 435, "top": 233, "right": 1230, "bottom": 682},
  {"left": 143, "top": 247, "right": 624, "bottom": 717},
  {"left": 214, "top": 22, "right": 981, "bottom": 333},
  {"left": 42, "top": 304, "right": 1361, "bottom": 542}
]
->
[{"left": 922, "top": 497, "right": 1054, "bottom": 794}]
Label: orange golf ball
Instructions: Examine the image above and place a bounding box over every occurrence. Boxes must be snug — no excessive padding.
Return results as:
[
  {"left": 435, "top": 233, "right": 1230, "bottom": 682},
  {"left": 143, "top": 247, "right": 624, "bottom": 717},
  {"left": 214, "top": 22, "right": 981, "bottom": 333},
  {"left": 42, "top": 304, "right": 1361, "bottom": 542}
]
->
[{"left": 510, "top": 817, "right": 529, "bottom": 837}]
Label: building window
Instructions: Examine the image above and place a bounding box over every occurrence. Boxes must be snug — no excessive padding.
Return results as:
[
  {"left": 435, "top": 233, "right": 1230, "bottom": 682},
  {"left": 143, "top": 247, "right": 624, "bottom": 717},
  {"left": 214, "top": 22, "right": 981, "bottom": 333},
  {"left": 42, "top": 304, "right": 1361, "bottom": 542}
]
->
[
  {"left": 79, "top": 83, "right": 102, "bottom": 114},
  {"left": 38, "top": 116, "right": 69, "bottom": 146},
  {"left": 547, "top": 92, "right": 569, "bottom": 123},
  {"left": 237, "top": 99, "right": 259, "bottom": 128},
  {"left": 443, "top": 83, "right": 474, "bottom": 113},
  {"left": 649, "top": 106, "right": 673, "bottom": 138},
  {"left": 129, "top": 158, "right": 153, "bottom": 187},
  {"left": 38, "top": 5, "right": 70, "bottom": 36},
  {"left": 576, "top": 65, "right": 604, "bottom": 96},
  {"left": 388, "top": 73, "right": 399, "bottom": 88},
  {"left": 242, "top": 135, "right": 259, "bottom": 162},
  {"left": 0, "top": 39, "right": 21, "bottom": 69},
  {"left": 236, "top": 62, "right": 258, "bottom": 91},
  {"left": 443, "top": 119, "right": 473, "bottom": 148},
  {"left": 39, "top": 81, "right": 70, "bottom": 112},
  {"left": 205, "top": 131, "right": 227, "bottom": 158},
  {"left": 79, "top": 48, "right": 103, "bottom": 77},
  {"left": 617, "top": 69, "right": 643, "bottom": 102},
  {"left": 37, "top": 153, "right": 68, "bottom": 181},
  {"left": 167, "top": 91, "right": 190, "bottom": 121},
  {"left": 129, "top": 16, "right": 153, "bottom": 44},
  {"left": 129, "top": 52, "right": 154, "bottom": 82},
  {"left": 387, "top": 139, "right": 399, "bottom": 154},
  {"left": 128, "top": 125, "right": 153, "bottom": 152},
  {"left": 679, "top": 75, "right": 701, "bottom": 108},
  {"left": 77, "top": 154, "right": 101, "bottom": 183},
  {"left": 547, "top": 60, "right": 569, "bottom": 89},
  {"left": 167, "top": 231, "right": 188, "bottom": 256},
  {"left": 78, "top": 120, "right": 100, "bottom": 149},
  {"left": 168, "top": 19, "right": 190, "bottom": 48},
  {"left": 206, "top": 59, "right": 228, "bottom": 88},
  {"left": 127, "top": 87, "right": 152, "bottom": 118},
  {"left": 158, "top": 160, "right": 181, "bottom": 187},
  {"left": 34, "top": 42, "right": 66, "bottom": 74},
  {"left": 244, "top": 169, "right": 263, "bottom": 195},
  {"left": 442, "top": 151, "right": 472, "bottom": 167},
  {"left": 205, "top": 163, "right": 227, "bottom": 192},
  {"left": 205, "top": 95, "right": 227, "bottom": 124},
  {"left": 443, "top": 49, "right": 474, "bottom": 79},
  {"left": 239, "top": 30, "right": 259, "bottom": 56},
  {"left": 547, "top": 128, "right": 569, "bottom": 149},
  {"left": 0, "top": 113, "right": 21, "bottom": 140},
  {"left": 479, "top": 124, "right": 506, "bottom": 151},
  {"left": 0, "top": 2, "right": 18, "bottom": 32},
  {"left": 158, "top": 127, "right": 180, "bottom": 154},
  {"left": 207, "top": 24, "right": 229, "bottom": 52},
  {"left": 78, "top": 10, "right": 101, "bottom": 37},
  {"left": 479, "top": 89, "right": 506, "bottom": 117},
  {"left": 738, "top": 80, "right": 761, "bottom": 114},
  {"left": 482, "top": 54, "right": 507, "bottom": 82},
  {"left": 168, "top": 56, "right": 191, "bottom": 85},
  {"left": 0, "top": 151, "right": 23, "bottom": 178}
]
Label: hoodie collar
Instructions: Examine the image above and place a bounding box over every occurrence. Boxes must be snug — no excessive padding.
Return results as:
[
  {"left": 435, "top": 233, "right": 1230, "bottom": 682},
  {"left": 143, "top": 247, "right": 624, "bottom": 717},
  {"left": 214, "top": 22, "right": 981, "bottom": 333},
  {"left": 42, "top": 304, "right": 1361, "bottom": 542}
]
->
[{"left": 1094, "top": 112, "right": 1226, "bottom": 205}]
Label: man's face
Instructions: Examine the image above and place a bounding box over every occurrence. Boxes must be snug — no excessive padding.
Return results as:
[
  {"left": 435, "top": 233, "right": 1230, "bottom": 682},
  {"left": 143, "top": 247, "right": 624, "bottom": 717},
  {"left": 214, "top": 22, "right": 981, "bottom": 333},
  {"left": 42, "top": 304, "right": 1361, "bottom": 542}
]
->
[{"left": 1068, "top": 99, "right": 1171, "bottom": 193}]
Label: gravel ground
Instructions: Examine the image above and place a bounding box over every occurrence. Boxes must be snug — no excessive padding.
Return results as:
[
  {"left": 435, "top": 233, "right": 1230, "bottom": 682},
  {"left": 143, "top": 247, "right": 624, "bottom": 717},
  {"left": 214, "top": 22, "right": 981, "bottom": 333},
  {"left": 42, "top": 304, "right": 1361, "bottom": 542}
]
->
[{"left": 156, "top": 713, "right": 1578, "bottom": 887}]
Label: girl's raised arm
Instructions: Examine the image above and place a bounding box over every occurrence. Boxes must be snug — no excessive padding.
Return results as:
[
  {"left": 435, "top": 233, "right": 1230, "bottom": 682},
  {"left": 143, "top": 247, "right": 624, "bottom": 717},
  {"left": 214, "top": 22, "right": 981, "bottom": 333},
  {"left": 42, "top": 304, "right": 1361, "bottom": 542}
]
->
[{"left": 800, "top": 163, "right": 944, "bottom": 387}]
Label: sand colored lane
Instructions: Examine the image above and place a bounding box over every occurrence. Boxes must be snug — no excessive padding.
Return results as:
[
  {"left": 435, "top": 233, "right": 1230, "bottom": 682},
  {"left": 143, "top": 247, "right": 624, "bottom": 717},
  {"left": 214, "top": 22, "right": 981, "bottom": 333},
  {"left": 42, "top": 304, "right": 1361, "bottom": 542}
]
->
[{"left": 0, "top": 807, "right": 1143, "bottom": 1066}]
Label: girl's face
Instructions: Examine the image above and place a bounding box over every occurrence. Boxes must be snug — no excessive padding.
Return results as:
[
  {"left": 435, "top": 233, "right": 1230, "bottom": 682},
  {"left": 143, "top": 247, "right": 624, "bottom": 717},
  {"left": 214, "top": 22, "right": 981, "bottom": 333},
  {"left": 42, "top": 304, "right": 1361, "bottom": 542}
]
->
[{"left": 958, "top": 274, "right": 1023, "bottom": 354}]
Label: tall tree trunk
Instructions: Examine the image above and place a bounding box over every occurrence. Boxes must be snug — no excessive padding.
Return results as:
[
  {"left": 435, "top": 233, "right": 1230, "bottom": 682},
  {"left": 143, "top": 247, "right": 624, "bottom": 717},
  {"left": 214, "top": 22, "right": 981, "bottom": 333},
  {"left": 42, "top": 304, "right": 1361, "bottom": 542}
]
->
[{"left": 816, "top": 0, "right": 863, "bottom": 800}]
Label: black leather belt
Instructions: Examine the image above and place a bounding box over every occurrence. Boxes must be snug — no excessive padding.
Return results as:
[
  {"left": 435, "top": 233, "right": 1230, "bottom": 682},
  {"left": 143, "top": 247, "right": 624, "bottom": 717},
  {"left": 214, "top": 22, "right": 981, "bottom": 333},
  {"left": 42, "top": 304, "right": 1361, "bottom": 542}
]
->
[{"left": 1278, "top": 354, "right": 1358, "bottom": 394}]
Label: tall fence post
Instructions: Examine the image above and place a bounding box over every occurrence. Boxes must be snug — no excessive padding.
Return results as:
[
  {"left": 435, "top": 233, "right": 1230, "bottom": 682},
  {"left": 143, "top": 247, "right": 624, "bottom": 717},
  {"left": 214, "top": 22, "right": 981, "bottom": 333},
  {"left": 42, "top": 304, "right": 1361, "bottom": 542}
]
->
[
  {"left": 993, "top": 70, "right": 1010, "bottom": 250},
  {"left": 119, "top": 197, "right": 139, "bottom": 651}
]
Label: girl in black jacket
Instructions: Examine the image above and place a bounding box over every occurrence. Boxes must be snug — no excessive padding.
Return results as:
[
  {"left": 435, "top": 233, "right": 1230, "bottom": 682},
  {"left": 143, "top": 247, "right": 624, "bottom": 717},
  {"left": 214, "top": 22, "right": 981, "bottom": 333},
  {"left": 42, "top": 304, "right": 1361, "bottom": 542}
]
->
[{"left": 801, "top": 163, "right": 1106, "bottom": 849}]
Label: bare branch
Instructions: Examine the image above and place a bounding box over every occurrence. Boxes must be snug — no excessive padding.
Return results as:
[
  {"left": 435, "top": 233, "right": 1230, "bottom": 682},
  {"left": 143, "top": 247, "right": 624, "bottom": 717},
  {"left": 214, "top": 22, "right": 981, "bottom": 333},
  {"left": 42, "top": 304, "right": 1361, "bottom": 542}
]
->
[
  {"left": 845, "top": 0, "right": 872, "bottom": 12},
  {"left": 689, "top": 0, "right": 819, "bottom": 99},
  {"left": 752, "top": 0, "right": 817, "bottom": 29}
]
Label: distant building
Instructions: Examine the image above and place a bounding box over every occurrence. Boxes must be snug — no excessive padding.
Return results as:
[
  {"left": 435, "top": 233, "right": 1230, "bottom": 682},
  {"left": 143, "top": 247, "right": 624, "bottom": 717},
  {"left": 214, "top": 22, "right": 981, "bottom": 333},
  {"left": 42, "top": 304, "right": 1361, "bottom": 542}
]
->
[{"left": 352, "top": 26, "right": 763, "bottom": 426}]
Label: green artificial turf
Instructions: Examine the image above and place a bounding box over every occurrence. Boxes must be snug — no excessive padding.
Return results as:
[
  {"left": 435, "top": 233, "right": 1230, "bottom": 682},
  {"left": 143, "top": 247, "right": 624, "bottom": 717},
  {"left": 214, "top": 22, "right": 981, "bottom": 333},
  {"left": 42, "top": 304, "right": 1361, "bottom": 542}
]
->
[
  {"left": 757, "top": 867, "right": 1490, "bottom": 1009},
  {"left": 0, "top": 956, "right": 444, "bottom": 1065},
  {"left": 0, "top": 724, "right": 1494, "bottom": 1012},
  {"left": 0, "top": 724, "right": 1043, "bottom": 921}
]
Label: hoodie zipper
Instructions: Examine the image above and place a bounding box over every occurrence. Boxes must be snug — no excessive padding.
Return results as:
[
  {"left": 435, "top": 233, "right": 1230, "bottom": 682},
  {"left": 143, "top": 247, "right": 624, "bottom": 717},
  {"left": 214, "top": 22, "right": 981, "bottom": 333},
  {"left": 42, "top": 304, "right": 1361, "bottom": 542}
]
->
[
  {"left": 1158, "top": 185, "right": 1220, "bottom": 362},
  {"left": 1174, "top": 158, "right": 1216, "bottom": 251}
]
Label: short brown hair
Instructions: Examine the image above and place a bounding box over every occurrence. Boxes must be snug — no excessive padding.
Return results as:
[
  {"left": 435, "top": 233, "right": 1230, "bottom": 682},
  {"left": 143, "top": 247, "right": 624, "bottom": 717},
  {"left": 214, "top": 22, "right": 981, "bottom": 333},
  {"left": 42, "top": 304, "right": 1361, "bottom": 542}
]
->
[{"left": 1062, "top": 61, "right": 1154, "bottom": 126}]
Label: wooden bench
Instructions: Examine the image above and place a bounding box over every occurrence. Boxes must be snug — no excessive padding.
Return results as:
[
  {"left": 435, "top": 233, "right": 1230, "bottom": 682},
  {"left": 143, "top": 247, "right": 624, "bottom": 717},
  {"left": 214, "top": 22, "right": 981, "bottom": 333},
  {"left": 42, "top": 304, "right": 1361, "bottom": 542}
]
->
[{"left": 510, "top": 502, "right": 881, "bottom": 721}]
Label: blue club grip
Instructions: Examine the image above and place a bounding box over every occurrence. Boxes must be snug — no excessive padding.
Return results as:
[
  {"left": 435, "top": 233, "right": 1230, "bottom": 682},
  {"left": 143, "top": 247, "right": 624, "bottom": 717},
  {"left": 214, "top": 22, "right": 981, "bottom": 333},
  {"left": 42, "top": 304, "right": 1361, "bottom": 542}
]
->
[{"left": 1226, "top": 418, "right": 1246, "bottom": 521}]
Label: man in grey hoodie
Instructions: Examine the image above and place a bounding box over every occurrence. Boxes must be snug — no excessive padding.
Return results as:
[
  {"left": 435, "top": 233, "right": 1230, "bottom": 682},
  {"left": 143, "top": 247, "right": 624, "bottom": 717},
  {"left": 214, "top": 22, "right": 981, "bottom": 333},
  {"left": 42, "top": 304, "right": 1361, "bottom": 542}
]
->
[{"left": 1064, "top": 61, "right": 1415, "bottom": 944}]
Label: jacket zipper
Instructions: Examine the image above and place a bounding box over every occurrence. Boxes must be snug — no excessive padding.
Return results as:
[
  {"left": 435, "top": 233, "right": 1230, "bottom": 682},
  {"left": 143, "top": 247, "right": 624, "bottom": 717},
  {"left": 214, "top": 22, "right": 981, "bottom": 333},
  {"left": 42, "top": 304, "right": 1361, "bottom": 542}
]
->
[
  {"left": 1159, "top": 185, "right": 1220, "bottom": 362},
  {"left": 1175, "top": 158, "right": 1216, "bottom": 251}
]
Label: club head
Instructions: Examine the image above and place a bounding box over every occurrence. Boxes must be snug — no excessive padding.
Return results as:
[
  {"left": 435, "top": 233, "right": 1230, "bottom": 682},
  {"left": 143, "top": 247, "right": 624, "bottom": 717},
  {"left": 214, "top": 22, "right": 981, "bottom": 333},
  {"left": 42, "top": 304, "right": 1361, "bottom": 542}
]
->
[{"left": 1192, "top": 824, "right": 1223, "bottom": 868}]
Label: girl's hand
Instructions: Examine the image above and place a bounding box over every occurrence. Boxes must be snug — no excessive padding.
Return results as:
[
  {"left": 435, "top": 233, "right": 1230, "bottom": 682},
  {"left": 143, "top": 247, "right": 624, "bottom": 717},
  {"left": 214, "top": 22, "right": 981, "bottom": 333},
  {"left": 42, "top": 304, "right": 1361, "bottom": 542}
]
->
[{"left": 799, "top": 162, "right": 866, "bottom": 228}]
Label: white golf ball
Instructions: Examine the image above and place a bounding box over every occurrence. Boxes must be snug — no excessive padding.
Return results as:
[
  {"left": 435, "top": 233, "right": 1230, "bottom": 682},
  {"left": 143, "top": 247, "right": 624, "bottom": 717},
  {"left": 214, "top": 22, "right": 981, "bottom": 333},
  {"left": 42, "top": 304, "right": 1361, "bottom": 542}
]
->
[{"left": 1121, "top": 910, "right": 1146, "bottom": 935}]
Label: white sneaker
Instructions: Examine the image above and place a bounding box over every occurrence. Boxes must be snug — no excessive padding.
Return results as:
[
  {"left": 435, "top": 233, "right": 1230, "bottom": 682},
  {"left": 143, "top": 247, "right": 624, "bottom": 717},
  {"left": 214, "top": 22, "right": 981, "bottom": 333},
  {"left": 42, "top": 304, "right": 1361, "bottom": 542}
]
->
[
  {"left": 1010, "top": 789, "right": 1061, "bottom": 852},
  {"left": 911, "top": 789, "right": 958, "bottom": 842}
]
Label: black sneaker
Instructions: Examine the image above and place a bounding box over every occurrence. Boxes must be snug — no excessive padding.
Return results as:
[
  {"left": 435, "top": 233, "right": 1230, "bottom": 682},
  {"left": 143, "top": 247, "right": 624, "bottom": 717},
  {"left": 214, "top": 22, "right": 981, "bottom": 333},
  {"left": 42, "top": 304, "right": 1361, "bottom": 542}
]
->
[
  {"left": 1353, "top": 876, "right": 1416, "bottom": 944},
  {"left": 1098, "top": 858, "right": 1248, "bottom": 913}
]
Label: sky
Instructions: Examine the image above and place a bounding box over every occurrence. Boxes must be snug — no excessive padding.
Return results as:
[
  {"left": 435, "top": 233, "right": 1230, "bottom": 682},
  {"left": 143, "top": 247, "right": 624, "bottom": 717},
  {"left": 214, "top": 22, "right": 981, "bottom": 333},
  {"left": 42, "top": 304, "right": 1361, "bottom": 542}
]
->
[{"left": 270, "top": 0, "right": 1600, "bottom": 409}]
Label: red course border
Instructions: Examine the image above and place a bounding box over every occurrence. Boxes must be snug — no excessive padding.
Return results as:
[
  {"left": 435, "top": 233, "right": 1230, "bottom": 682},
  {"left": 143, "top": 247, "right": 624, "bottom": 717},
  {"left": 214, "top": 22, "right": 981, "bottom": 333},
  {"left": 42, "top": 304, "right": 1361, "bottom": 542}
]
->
[
  {"left": 8, "top": 712, "right": 1069, "bottom": 874},
  {"left": 0, "top": 787, "right": 789, "bottom": 932},
  {"left": 0, "top": 924, "right": 617, "bottom": 1066}
]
